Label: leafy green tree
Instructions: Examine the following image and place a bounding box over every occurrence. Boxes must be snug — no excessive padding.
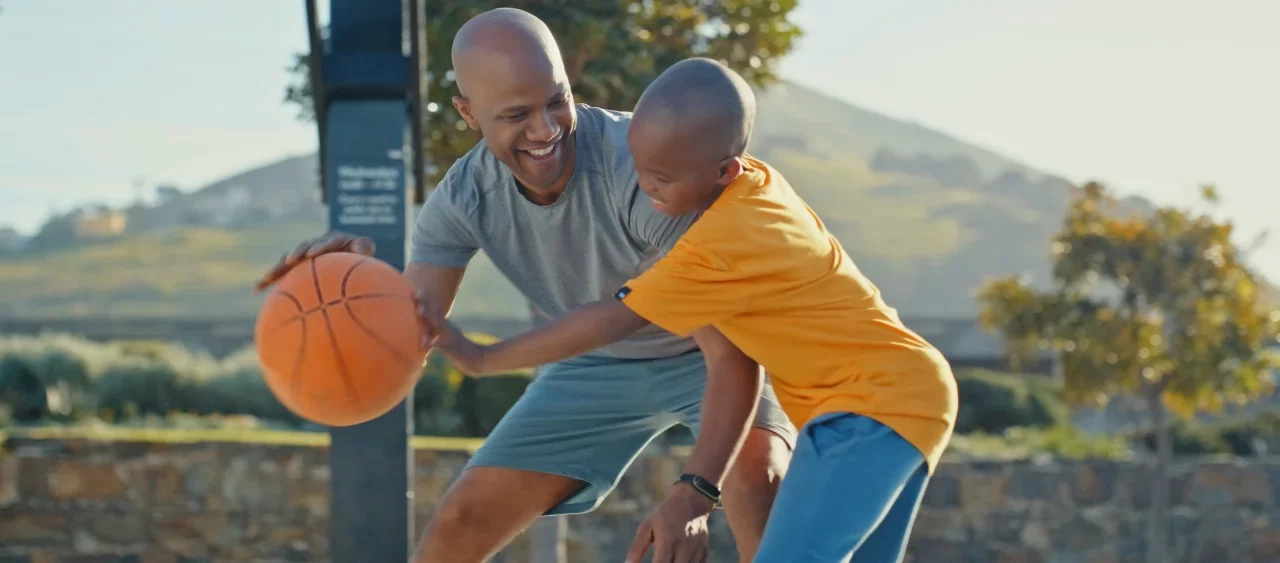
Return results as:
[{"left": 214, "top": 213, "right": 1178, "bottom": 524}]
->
[
  {"left": 977, "top": 182, "right": 1280, "bottom": 563},
  {"left": 284, "top": 0, "right": 802, "bottom": 186}
]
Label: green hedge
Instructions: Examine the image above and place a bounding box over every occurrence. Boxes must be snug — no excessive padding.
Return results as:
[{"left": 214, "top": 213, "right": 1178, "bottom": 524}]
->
[
  {"left": 1130, "top": 410, "right": 1280, "bottom": 457},
  {"left": 4, "top": 334, "right": 1271, "bottom": 460},
  {"left": 3, "top": 336, "right": 1073, "bottom": 438},
  {"left": 0, "top": 337, "right": 1080, "bottom": 440},
  {"left": 1216, "top": 410, "right": 1280, "bottom": 456},
  {"left": 0, "top": 333, "right": 531, "bottom": 437},
  {"left": 0, "top": 356, "right": 47, "bottom": 421},
  {"left": 954, "top": 369, "right": 1067, "bottom": 434}
]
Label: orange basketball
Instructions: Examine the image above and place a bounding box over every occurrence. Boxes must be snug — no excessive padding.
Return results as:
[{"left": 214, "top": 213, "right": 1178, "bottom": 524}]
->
[{"left": 254, "top": 251, "right": 425, "bottom": 427}]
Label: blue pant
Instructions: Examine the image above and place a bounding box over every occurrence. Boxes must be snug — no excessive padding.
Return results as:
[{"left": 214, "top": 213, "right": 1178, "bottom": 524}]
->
[{"left": 753, "top": 412, "right": 930, "bottom": 563}]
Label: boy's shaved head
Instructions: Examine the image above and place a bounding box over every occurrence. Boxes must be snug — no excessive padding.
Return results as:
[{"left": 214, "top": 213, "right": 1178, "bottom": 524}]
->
[
  {"left": 633, "top": 58, "right": 756, "bottom": 161},
  {"left": 626, "top": 58, "right": 759, "bottom": 218}
]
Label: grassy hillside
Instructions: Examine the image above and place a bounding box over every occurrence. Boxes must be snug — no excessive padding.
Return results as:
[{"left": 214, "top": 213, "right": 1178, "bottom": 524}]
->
[
  {"left": 751, "top": 81, "right": 1041, "bottom": 180},
  {"left": 0, "top": 223, "right": 320, "bottom": 317},
  {"left": 0, "top": 220, "right": 528, "bottom": 319},
  {"left": 0, "top": 81, "right": 1138, "bottom": 319}
]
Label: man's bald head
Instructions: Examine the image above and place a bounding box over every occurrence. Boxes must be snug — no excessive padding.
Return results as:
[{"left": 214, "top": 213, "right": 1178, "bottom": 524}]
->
[
  {"left": 447, "top": 8, "right": 578, "bottom": 201},
  {"left": 451, "top": 8, "right": 564, "bottom": 97},
  {"left": 633, "top": 58, "right": 756, "bottom": 161}
]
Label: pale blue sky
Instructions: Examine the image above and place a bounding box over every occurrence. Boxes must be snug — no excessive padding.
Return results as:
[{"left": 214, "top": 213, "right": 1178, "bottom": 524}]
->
[{"left": 1, "top": 0, "right": 1276, "bottom": 279}]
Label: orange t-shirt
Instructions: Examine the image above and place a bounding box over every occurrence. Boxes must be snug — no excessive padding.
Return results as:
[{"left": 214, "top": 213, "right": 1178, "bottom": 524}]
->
[{"left": 617, "top": 156, "right": 959, "bottom": 473}]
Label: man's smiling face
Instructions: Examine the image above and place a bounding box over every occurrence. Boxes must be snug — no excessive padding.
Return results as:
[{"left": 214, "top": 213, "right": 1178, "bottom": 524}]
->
[{"left": 452, "top": 37, "right": 577, "bottom": 200}]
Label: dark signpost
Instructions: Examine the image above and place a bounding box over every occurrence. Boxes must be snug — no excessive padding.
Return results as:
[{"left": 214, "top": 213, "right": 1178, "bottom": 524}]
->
[{"left": 303, "top": 0, "right": 428, "bottom": 560}]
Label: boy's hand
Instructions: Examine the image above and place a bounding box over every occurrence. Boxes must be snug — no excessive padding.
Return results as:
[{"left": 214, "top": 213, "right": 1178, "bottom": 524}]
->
[{"left": 415, "top": 290, "right": 489, "bottom": 375}]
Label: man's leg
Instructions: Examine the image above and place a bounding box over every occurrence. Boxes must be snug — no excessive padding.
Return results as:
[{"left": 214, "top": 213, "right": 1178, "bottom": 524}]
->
[
  {"left": 720, "top": 427, "right": 792, "bottom": 561},
  {"left": 413, "top": 353, "right": 684, "bottom": 562},
  {"left": 413, "top": 466, "right": 584, "bottom": 562},
  {"left": 660, "top": 354, "right": 798, "bottom": 562}
]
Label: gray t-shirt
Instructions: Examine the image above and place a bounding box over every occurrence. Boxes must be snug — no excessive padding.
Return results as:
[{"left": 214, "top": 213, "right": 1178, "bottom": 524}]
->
[{"left": 409, "top": 104, "right": 698, "bottom": 359}]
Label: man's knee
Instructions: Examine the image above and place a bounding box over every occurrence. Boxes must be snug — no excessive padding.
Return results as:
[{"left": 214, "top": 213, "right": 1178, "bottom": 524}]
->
[
  {"left": 415, "top": 466, "right": 586, "bottom": 561},
  {"left": 724, "top": 427, "right": 792, "bottom": 498},
  {"left": 423, "top": 482, "right": 488, "bottom": 535},
  {"left": 424, "top": 466, "right": 583, "bottom": 529}
]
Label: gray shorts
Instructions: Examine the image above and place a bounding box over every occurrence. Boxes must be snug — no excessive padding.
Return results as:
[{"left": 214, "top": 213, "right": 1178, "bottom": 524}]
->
[{"left": 464, "top": 348, "right": 797, "bottom": 515}]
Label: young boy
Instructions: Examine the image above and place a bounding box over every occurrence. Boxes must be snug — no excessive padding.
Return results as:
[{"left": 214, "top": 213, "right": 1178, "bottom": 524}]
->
[{"left": 423, "top": 57, "right": 959, "bottom": 562}]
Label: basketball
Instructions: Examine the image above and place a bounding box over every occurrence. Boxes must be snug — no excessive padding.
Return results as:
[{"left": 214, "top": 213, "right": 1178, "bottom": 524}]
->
[{"left": 253, "top": 251, "right": 425, "bottom": 427}]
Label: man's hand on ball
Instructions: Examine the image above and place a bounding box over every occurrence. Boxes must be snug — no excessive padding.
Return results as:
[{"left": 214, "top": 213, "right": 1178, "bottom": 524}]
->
[{"left": 254, "top": 231, "right": 375, "bottom": 291}]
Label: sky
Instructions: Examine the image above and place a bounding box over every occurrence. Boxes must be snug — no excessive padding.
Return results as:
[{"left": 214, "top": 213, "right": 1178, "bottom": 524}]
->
[{"left": 0, "top": 0, "right": 1276, "bottom": 279}]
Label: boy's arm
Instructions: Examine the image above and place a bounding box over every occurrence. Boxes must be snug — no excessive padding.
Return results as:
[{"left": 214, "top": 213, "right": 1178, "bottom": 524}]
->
[
  {"left": 428, "top": 230, "right": 746, "bottom": 375},
  {"left": 677, "top": 326, "right": 762, "bottom": 496},
  {"left": 427, "top": 298, "right": 650, "bottom": 375}
]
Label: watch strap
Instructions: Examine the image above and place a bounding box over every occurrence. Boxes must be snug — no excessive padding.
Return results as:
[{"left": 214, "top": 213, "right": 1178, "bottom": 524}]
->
[{"left": 674, "top": 473, "right": 722, "bottom": 509}]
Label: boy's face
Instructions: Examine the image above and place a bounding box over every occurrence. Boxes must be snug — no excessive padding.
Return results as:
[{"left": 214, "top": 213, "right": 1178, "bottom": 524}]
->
[{"left": 627, "top": 116, "right": 738, "bottom": 217}]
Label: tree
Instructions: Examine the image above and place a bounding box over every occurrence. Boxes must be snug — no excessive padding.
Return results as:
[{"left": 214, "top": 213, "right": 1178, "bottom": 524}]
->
[
  {"left": 977, "top": 182, "right": 1280, "bottom": 563},
  {"left": 284, "top": 0, "right": 803, "bottom": 186}
]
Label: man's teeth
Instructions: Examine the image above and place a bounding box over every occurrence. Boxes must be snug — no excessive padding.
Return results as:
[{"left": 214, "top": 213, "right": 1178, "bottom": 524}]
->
[{"left": 527, "top": 145, "right": 555, "bottom": 157}]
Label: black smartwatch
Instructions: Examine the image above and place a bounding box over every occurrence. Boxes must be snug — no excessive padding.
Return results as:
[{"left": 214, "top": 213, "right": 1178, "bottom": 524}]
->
[{"left": 674, "top": 473, "right": 722, "bottom": 509}]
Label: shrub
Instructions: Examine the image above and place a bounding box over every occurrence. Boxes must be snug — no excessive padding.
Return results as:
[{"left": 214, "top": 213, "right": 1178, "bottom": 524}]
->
[
  {"left": 95, "top": 357, "right": 195, "bottom": 418},
  {"left": 112, "top": 339, "right": 179, "bottom": 361},
  {"left": 454, "top": 374, "right": 531, "bottom": 436},
  {"left": 1129, "top": 420, "right": 1231, "bottom": 455},
  {"left": 0, "top": 333, "right": 111, "bottom": 419},
  {"left": 948, "top": 424, "right": 1131, "bottom": 461},
  {"left": 411, "top": 353, "right": 464, "bottom": 435},
  {"left": 954, "top": 369, "right": 1066, "bottom": 434},
  {"left": 0, "top": 356, "right": 48, "bottom": 422},
  {"left": 1216, "top": 409, "right": 1280, "bottom": 456},
  {"left": 408, "top": 349, "right": 533, "bottom": 437},
  {"left": 186, "top": 347, "right": 302, "bottom": 423},
  {"left": 0, "top": 334, "right": 97, "bottom": 388}
]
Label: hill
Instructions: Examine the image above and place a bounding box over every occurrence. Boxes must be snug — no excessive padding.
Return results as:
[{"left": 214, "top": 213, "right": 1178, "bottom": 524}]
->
[{"left": 0, "top": 81, "right": 1152, "bottom": 320}]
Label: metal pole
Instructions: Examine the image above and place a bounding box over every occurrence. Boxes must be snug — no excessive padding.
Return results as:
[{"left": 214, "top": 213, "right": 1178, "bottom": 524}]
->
[
  {"left": 304, "top": 1, "right": 417, "bottom": 560},
  {"left": 530, "top": 517, "right": 568, "bottom": 563}
]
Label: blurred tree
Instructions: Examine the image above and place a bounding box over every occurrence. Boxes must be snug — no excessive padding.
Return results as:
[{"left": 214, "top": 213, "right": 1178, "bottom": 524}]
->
[
  {"left": 284, "top": 0, "right": 802, "bottom": 186},
  {"left": 0, "top": 357, "right": 48, "bottom": 423},
  {"left": 977, "top": 182, "right": 1280, "bottom": 563}
]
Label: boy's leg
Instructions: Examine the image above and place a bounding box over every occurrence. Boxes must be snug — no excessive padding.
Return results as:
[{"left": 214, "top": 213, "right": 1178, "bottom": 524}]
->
[
  {"left": 751, "top": 412, "right": 928, "bottom": 563},
  {"left": 848, "top": 463, "right": 929, "bottom": 562},
  {"left": 413, "top": 354, "right": 683, "bottom": 562}
]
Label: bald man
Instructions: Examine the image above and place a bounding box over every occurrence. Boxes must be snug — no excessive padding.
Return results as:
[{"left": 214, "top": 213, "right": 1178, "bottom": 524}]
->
[{"left": 256, "top": 8, "right": 795, "bottom": 562}]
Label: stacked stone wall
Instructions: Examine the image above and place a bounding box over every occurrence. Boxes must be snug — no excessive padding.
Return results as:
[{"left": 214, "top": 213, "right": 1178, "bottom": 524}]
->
[{"left": 1, "top": 436, "right": 1278, "bottom": 562}]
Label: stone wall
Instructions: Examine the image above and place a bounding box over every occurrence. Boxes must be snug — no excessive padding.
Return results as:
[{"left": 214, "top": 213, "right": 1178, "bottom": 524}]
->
[{"left": 1, "top": 435, "right": 1278, "bottom": 563}]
